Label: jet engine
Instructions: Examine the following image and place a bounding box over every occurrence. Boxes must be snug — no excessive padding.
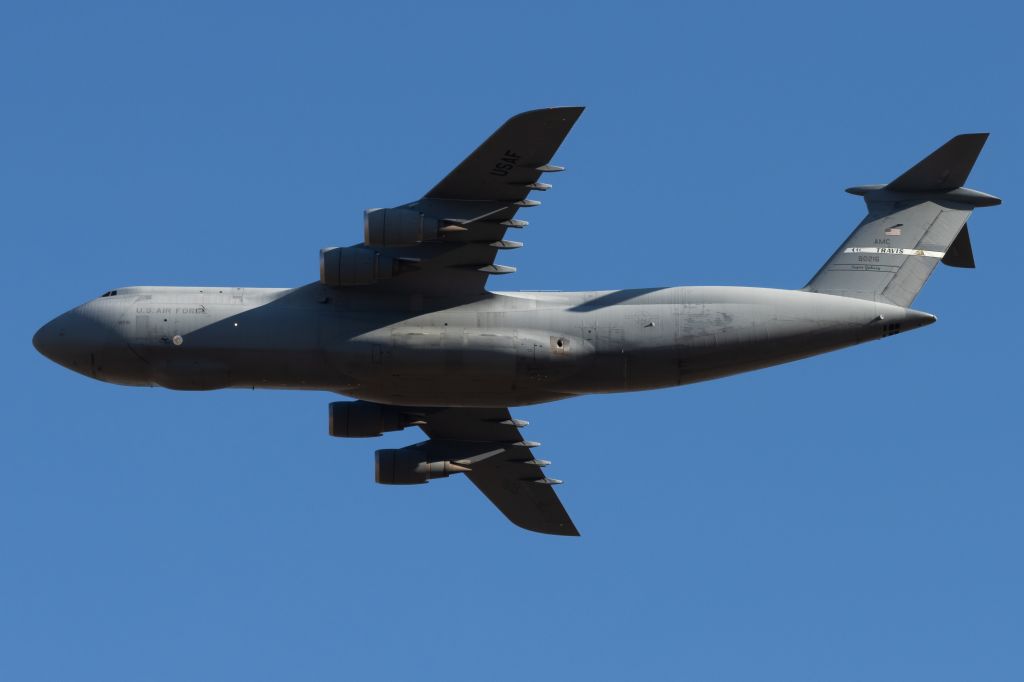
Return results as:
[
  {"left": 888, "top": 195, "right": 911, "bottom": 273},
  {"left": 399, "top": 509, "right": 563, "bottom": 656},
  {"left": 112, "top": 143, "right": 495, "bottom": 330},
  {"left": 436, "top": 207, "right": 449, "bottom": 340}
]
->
[
  {"left": 319, "top": 246, "right": 396, "bottom": 286},
  {"left": 363, "top": 208, "right": 445, "bottom": 247},
  {"left": 329, "top": 400, "right": 413, "bottom": 438},
  {"left": 374, "top": 447, "right": 469, "bottom": 485}
]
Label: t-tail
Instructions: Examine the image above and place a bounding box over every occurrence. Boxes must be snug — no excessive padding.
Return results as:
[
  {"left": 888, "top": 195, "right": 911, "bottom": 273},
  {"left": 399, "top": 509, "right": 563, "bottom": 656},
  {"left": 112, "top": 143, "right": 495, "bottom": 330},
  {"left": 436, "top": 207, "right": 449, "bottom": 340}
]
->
[{"left": 804, "top": 133, "right": 1001, "bottom": 307}]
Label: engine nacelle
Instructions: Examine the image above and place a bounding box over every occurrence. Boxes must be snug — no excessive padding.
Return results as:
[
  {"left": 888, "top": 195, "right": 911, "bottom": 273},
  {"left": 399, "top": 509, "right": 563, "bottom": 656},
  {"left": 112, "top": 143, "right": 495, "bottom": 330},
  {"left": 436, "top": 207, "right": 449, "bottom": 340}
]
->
[
  {"left": 329, "top": 401, "right": 410, "bottom": 438},
  {"left": 375, "top": 448, "right": 469, "bottom": 485},
  {"left": 363, "top": 208, "right": 443, "bottom": 247},
  {"left": 319, "top": 246, "right": 395, "bottom": 286}
]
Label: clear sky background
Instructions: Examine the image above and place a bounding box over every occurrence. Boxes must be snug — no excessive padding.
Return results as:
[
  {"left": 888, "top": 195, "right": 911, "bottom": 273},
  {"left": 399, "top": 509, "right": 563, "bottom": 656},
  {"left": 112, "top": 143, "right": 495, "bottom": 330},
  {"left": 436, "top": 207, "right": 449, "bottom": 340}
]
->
[{"left": 2, "top": 1, "right": 1022, "bottom": 680}]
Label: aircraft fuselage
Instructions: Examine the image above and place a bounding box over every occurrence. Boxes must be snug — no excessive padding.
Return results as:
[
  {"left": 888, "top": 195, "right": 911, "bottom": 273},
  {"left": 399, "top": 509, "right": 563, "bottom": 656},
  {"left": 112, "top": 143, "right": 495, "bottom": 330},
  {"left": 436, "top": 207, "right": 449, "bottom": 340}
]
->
[
  {"left": 27, "top": 107, "right": 996, "bottom": 535},
  {"left": 33, "top": 283, "right": 935, "bottom": 407}
]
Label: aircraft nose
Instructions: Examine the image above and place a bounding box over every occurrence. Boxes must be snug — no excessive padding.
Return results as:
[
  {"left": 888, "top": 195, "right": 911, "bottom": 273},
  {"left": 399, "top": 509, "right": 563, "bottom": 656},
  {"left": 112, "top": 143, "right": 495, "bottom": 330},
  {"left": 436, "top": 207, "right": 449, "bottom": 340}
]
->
[
  {"left": 32, "top": 308, "right": 116, "bottom": 372},
  {"left": 32, "top": 316, "right": 64, "bottom": 361}
]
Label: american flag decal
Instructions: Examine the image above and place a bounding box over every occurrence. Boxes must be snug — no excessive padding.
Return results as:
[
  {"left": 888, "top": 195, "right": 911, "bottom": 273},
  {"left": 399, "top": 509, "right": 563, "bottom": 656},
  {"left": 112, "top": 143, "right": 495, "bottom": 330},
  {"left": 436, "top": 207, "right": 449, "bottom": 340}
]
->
[{"left": 885, "top": 225, "right": 902, "bottom": 236}]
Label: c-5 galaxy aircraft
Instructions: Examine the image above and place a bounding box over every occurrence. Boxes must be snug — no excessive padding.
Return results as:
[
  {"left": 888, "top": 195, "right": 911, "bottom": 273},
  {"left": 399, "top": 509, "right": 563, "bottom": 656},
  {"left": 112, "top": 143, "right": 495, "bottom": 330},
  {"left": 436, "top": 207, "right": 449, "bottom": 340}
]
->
[{"left": 33, "top": 107, "right": 1000, "bottom": 535}]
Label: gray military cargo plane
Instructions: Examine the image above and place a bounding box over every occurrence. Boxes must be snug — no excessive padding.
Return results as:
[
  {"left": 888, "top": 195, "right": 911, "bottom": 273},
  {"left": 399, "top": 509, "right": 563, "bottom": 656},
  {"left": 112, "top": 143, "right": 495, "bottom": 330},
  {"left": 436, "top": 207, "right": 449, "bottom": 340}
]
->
[{"left": 33, "top": 107, "right": 1000, "bottom": 535}]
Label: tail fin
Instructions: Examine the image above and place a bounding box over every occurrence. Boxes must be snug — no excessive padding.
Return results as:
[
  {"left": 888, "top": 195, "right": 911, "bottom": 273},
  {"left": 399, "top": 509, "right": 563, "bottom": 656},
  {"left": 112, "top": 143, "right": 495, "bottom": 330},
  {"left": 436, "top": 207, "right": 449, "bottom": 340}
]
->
[{"left": 804, "top": 134, "right": 1000, "bottom": 307}]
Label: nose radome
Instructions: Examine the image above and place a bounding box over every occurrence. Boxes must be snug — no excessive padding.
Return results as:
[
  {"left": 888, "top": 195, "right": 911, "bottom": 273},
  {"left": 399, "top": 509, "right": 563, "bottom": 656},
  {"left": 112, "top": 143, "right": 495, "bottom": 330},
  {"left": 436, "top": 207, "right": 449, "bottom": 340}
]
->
[
  {"left": 32, "top": 308, "right": 118, "bottom": 371},
  {"left": 32, "top": 317, "right": 62, "bottom": 361}
]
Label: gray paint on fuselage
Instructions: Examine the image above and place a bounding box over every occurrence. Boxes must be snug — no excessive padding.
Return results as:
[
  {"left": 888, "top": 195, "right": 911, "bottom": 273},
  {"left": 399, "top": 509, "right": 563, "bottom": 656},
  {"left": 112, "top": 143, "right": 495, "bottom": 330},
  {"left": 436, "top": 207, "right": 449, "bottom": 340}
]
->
[{"left": 35, "top": 283, "right": 935, "bottom": 407}]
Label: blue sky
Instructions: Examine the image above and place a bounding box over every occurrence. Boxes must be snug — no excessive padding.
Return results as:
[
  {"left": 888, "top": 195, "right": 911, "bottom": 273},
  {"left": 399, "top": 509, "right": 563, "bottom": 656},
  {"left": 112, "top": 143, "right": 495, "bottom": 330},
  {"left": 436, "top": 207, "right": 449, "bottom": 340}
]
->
[{"left": 2, "top": 1, "right": 1022, "bottom": 679}]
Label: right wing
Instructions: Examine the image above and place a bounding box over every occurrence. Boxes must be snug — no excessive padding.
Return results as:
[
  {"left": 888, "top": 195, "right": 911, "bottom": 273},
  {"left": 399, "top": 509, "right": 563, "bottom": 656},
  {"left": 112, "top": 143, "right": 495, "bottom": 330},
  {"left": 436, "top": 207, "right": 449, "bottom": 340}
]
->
[
  {"left": 424, "top": 107, "right": 583, "bottom": 203},
  {"left": 328, "top": 107, "right": 584, "bottom": 297},
  {"left": 415, "top": 406, "right": 579, "bottom": 536}
]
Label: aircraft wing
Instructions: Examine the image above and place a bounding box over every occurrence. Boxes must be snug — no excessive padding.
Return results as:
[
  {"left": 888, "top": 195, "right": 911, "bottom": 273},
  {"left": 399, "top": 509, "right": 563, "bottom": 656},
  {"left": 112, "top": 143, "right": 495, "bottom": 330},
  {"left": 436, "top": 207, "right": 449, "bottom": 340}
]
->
[
  {"left": 349, "top": 107, "right": 584, "bottom": 296},
  {"left": 424, "top": 107, "right": 583, "bottom": 202},
  {"left": 415, "top": 407, "right": 579, "bottom": 536}
]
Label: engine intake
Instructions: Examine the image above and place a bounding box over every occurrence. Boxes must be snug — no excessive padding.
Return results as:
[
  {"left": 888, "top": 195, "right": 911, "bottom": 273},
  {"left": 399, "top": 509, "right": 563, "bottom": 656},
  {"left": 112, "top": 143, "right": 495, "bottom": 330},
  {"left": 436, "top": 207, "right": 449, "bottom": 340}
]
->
[
  {"left": 364, "top": 208, "right": 443, "bottom": 247},
  {"left": 375, "top": 447, "right": 469, "bottom": 485},
  {"left": 319, "top": 246, "right": 395, "bottom": 286},
  {"left": 329, "top": 401, "right": 411, "bottom": 438}
]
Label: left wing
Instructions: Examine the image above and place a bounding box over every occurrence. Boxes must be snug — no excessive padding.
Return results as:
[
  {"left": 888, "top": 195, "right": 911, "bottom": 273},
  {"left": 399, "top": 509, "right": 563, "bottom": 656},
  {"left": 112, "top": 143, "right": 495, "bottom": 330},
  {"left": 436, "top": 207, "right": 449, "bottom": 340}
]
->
[
  {"left": 414, "top": 407, "right": 579, "bottom": 536},
  {"left": 331, "top": 107, "right": 584, "bottom": 297}
]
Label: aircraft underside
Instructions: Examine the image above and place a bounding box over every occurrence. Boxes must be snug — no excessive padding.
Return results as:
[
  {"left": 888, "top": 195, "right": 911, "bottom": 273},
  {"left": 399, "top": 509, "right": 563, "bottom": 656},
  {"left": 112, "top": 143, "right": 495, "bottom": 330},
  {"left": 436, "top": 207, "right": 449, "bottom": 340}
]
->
[
  {"left": 33, "top": 107, "right": 997, "bottom": 534},
  {"left": 44, "top": 284, "right": 934, "bottom": 407}
]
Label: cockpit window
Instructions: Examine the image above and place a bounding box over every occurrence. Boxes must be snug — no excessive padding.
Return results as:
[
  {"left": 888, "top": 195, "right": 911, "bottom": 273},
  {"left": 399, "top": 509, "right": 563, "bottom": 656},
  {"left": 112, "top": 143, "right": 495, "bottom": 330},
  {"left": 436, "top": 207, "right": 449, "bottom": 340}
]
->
[{"left": 100, "top": 290, "right": 118, "bottom": 297}]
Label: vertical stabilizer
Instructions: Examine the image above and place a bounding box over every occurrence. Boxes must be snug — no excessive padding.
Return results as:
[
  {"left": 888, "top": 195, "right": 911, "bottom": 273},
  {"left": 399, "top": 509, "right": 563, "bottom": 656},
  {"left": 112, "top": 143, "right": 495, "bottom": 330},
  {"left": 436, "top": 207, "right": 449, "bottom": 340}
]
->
[{"left": 804, "top": 134, "right": 999, "bottom": 307}]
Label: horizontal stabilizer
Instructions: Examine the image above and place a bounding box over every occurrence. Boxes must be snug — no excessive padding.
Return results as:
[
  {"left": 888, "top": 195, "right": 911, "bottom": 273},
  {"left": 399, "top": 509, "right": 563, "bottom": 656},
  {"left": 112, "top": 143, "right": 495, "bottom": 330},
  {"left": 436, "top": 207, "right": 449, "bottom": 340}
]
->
[
  {"left": 887, "top": 133, "right": 989, "bottom": 192},
  {"left": 942, "top": 224, "right": 976, "bottom": 269}
]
